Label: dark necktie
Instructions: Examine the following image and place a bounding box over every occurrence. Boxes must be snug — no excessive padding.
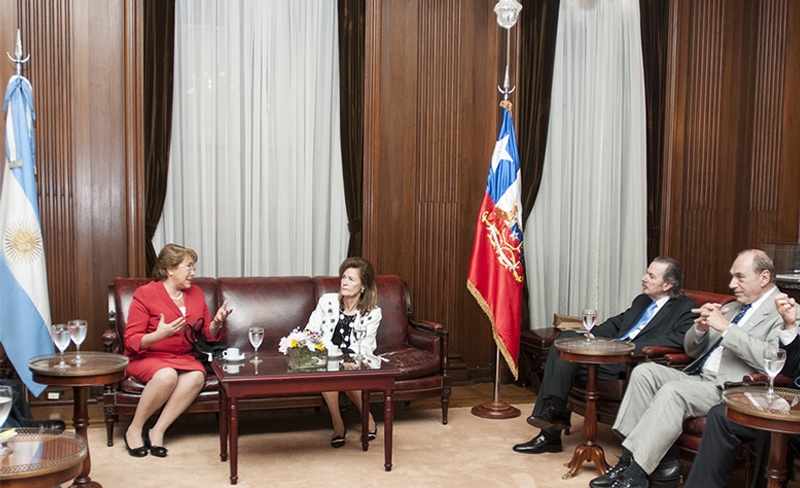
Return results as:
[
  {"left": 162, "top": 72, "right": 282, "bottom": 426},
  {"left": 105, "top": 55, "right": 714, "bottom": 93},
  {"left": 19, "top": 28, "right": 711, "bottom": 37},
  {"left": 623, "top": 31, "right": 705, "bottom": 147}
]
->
[{"left": 684, "top": 303, "right": 752, "bottom": 376}]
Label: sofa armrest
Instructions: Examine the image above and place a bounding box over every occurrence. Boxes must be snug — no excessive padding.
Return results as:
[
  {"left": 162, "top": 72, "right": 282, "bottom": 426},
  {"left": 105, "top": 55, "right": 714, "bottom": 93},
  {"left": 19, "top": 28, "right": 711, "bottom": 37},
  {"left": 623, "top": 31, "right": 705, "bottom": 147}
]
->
[
  {"left": 408, "top": 319, "right": 449, "bottom": 376},
  {"left": 742, "top": 373, "right": 793, "bottom": 387},
  {"left": 104, "top": 284, "right": 122, "bottom": 354},
  {"left": 641, "top": 346, "right": 684, "bottom": 358},
  {"left": 662, "top": 352, "right": 692, "bottom": 367}
]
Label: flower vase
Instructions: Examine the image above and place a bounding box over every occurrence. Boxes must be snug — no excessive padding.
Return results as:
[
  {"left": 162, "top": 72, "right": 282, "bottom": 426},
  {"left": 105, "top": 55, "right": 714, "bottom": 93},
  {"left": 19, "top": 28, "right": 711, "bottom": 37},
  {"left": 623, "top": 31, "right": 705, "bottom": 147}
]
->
[{"left": 287, "top": 347, "right": 327, "bottom": 370}]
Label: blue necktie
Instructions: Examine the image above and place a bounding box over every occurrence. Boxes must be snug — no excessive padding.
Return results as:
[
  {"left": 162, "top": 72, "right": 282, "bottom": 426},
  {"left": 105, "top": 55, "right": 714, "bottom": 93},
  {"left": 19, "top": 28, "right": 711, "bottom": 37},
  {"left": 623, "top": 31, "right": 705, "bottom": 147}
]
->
[
  {"left": 619, "top": 301, "right": 658, "bottom": 340},
  {"left": 684, "top": 303, "right": 752, "bottom": 375}
]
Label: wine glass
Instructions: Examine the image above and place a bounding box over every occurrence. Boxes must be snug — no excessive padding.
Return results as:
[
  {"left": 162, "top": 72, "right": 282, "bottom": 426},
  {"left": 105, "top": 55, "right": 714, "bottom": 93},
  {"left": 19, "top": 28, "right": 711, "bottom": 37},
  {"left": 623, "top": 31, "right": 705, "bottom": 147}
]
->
[
  {"left": 249, "top": 327, "right": 264, "bottom": 364},
  {"left": 353, "top": 323, "right": 368, "bottom": 367},
  {"left": 68, "top": 319, "right": 88, "bottom": 365},
  {"left": 0, "top": 385, "right": 13, "bottom": 457},
  {"left": 581, "top": 309, "right": 597, "bottom": 341},
  {"left": 51, "top": 324, "right": 71, "bottom": 370},
  {"left": 764, "top": 348, "right": 786, "bottom": 400}
]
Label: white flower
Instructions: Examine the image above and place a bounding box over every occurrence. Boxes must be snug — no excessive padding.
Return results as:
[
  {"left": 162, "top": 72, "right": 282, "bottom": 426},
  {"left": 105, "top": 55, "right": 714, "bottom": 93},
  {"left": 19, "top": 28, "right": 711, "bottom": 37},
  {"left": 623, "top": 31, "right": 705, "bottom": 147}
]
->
[{"left": 278, "top": 327, "right": 326, "bottom": 355}]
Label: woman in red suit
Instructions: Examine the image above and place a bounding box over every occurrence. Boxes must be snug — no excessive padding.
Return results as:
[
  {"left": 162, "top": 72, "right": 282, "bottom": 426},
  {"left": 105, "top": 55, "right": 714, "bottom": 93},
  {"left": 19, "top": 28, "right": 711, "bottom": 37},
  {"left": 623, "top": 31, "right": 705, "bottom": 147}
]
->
[{"left": 122, "top": 244, "right": 232, "bottom": 458}]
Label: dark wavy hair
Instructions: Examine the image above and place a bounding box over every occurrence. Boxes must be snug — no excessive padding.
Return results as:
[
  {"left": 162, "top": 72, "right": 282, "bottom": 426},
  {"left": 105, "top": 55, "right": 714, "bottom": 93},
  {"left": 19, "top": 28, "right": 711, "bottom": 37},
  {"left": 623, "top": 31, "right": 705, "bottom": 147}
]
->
[
  {"left": 652, "top": 256, "right": 683, "bottom": 299},
  {"left": 338, "top": 257, "right": 377, "bottom": 315},
  {"left": 152, "top": 244, "right": 197, "bottom": 281}
]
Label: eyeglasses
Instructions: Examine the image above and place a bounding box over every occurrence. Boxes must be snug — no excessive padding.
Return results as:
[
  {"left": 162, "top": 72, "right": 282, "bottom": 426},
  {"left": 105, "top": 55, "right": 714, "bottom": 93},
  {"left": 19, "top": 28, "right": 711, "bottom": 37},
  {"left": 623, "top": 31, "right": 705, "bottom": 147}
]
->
[{"left": 181, "top": 264, "right": 196, "bottom": 271}]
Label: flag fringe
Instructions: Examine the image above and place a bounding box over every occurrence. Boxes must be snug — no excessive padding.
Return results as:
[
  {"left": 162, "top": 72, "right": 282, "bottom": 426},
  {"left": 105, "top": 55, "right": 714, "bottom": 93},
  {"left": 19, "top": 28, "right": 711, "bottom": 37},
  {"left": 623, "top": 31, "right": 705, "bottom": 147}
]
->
[{"left": 467, "top": 279, "right": 519, "bottom": 380}]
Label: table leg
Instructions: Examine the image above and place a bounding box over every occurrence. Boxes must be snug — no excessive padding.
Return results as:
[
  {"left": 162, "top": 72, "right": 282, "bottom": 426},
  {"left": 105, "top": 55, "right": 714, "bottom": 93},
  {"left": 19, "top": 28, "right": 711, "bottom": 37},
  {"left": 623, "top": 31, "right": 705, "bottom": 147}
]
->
[
  {"left": 229, "top": 397, "right": 239, "bottom": 485},
  {"left": 361, "top": 390, "right": 369, "bottom": 451},
  {"left": 70, "top": 385, "right": 101, "bottom": 488},
  {"left": 765, "top": 432, "right": 788, "bottom": 488},
  {"left": 219, "top": 386, "right": 229, "bottom": 462},
  {"left": 384, "top": 387, "right": 394, "bottom": 472},
  {"left": 565, "top": 363, "right": 608, "bottom": 478}
]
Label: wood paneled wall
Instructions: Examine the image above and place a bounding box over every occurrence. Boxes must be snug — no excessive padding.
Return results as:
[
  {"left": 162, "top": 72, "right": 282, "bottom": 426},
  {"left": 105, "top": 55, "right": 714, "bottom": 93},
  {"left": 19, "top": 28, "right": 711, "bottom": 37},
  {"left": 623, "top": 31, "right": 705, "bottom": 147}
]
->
[
  {"left": 0, "top": 1, "right": 141, "bottom": 354},
  {"left": 364, "top": 0, "right": 506, "bottom": 376},
  {"left": 661, "top": 0, "right": 800, "bottom": 293}
]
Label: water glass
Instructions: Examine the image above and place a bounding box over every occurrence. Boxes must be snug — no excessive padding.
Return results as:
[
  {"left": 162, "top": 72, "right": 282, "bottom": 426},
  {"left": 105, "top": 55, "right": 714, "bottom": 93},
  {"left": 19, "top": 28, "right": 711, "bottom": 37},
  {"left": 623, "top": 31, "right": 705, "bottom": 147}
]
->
[
  {"left": 0, "top": 385, "right": 13, "bottom": 457},
  {"left": 764, "top": 348, "right": 786, "bottom": 399},
  {"left": 68, "top": 319, "right": 88, "bottom": 365},
  {"left": 249, "top": 327, "right": 264, "bottom": 364},
  {"left": 353, "top": 323, "right": 368, "bottom": 367},
  {"left": 582, "top": 309, "right": 597, "bottom": 341},
  {"left": 51, "top": 324, "right": 71, "bottom": 370}
]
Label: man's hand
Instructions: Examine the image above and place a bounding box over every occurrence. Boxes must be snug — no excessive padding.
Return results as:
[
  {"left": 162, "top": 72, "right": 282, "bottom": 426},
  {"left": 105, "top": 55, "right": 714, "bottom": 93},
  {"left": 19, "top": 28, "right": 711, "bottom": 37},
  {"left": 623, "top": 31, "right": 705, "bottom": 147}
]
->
[
  {"left": 775, "top": 293, "right": 797, "bottom": 330},
  {"left": 692, "top": 303, "right": 731, "bottom": 333}
]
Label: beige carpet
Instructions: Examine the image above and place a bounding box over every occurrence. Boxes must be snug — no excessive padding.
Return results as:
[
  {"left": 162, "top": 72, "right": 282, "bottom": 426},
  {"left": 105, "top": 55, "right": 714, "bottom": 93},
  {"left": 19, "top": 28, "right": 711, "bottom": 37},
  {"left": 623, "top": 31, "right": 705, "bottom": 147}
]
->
[{"left": 84, "top": 403, "right": 624, "bottom": 488}]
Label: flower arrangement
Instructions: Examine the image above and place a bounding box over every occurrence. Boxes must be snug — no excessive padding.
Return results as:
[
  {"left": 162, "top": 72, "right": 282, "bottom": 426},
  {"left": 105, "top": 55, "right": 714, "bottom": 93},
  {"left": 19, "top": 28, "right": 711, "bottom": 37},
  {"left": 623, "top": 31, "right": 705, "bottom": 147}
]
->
[{"left": 278, "top": 328, "right": 327, "bottom": 370}]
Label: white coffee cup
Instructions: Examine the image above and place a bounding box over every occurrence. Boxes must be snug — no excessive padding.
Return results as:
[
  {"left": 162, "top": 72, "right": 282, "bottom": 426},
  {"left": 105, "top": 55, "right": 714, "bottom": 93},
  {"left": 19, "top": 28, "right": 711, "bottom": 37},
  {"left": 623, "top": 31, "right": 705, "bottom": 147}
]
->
[
  {"left": 223, "top": 363, "right": 240, "bottom": 373},
  {"left": 222, "top": 347, "right": 241, "bottom": 360}
]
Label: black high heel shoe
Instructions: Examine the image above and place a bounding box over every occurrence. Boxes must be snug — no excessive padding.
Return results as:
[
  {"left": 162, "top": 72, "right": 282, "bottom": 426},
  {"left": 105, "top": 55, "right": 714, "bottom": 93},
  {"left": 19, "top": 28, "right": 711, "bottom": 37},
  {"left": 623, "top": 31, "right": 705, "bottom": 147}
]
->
[
  {"left": 331, "top": 429, "right": 346, "bottom": 448},
  {"left": 368, "top": 426, "right": 377, "bottom": 442},
  {"left": 143, "top": 427, "right": 168, "bottom": 458},
  {"left": 124, "top": 432, "right": 148, "bottom": 458}
]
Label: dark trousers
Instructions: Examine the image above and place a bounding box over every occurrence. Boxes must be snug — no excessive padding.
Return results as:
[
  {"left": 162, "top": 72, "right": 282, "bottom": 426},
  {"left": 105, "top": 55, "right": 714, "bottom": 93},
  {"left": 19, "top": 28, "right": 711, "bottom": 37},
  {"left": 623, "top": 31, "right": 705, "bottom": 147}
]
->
[
  {"left": 0, "top": 378, "right": 33, "bottom": 428},
  {"left": 684, "top": 403, "right": 800, "bottom": 488},
  {"left": 531, "top": 330, "right": 627, "bottom": 417}
]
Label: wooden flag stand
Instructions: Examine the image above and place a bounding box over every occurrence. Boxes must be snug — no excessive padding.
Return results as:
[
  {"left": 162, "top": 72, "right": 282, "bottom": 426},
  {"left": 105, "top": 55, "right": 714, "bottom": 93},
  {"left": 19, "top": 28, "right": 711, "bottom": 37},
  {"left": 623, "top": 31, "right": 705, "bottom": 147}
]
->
[{"left": 471, "top": 348, "right": 520, "bottom": 419}]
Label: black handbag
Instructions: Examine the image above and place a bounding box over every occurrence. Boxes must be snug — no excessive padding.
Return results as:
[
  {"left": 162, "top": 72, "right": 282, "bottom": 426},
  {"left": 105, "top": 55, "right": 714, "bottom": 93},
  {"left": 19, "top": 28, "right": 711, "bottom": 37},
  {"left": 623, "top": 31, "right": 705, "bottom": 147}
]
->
[{"left": 183, "top": 317, "right": 227, "bottom": 371}]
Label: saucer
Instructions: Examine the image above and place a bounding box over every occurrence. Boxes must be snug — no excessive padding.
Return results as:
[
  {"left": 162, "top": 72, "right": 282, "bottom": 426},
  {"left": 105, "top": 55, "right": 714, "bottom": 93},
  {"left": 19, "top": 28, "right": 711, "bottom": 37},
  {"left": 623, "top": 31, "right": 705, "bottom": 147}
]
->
[{"left": 223, "top": 354, "right": 246, "bottom": 362}]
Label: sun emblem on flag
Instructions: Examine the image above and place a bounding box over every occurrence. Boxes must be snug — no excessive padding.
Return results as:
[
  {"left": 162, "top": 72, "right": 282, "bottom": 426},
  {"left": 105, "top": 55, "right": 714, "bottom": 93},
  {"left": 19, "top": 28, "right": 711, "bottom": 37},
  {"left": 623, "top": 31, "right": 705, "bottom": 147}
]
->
[{"left": 3, "top": 220, "right": 44, "bottom": 264}]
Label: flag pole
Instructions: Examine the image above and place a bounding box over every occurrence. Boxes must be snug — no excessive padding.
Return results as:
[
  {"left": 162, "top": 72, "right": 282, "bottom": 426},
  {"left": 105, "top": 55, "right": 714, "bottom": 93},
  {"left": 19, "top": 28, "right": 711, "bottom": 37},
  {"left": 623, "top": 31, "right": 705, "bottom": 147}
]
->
[{"left": 470, "top": 0, "right": 523, "bottom": 420}]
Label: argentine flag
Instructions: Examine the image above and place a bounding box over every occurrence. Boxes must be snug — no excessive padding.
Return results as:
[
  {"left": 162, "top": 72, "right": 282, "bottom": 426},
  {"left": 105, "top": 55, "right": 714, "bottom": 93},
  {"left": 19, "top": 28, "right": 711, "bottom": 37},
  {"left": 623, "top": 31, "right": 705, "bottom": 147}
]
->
[{"left": 0, "top": 74, "right": 53, "bottom": 396}]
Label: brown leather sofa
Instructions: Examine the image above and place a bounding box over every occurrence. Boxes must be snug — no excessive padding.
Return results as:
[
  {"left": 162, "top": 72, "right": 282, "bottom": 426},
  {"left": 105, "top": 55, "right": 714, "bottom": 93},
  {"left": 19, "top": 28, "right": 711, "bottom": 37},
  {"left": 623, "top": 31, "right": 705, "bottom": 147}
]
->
[{"left": 102, "top": 275, "right": 451, "bottom": 446}]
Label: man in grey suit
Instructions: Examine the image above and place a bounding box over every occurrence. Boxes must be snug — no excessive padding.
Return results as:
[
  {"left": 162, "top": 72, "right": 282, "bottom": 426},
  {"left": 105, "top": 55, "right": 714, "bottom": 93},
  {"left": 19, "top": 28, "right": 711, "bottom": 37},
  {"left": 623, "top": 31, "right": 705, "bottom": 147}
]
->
[{"left": 592, "top": 249, "right": 795, "bottom": 488}]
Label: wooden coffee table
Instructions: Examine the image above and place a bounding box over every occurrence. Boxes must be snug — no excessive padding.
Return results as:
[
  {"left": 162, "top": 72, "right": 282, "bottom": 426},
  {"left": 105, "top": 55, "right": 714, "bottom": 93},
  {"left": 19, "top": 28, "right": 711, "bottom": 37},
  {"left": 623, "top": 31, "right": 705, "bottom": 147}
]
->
[
  {"left": 29, "top": 351, "right": 128, "bottom": 488},
  {"left": 0, "top": 428, "right": 87, "bottom": 488},
  {"left": 212, "top": 354, "right": 401, "bottom": 485},
  {"left": 723, "top": 385, "right": 800, "bottom": 488},
  {"left": 554, "top": 337, "right": 635, "bottom": 478}
]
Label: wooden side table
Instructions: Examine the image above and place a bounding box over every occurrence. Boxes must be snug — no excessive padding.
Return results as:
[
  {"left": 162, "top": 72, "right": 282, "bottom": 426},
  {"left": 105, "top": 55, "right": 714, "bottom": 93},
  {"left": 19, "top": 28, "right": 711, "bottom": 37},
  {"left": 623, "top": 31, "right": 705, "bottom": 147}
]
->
[
  {"left": 0, "top": 428, "right": 87, "bottom": 488},
  {"left": 723, "top": 386, "right": 800, "bottom": 488},
  {"left": 29, "top": 351, "right": 127, "bottom": 488},
  {"left": 554, "top": 337, "right": 634, "bottom": 479}
]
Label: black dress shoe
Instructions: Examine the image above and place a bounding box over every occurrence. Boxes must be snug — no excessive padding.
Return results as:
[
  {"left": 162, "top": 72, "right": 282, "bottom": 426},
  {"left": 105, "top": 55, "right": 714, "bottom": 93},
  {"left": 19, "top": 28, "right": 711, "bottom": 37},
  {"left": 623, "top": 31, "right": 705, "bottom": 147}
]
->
[
  {"left": 24, "top": 419, "right": 66, "bottom": 432},
  {"left": 649, "top": 460, "right": 681, "bottom": 488},
  {"left": 526, "top": 408, "right": 571, "bottom": 430},
  {"left": 143, "top": 427, "right": 167, "bottom": 457},
  {"left": 512, "top": 433, "right": 562, "bottom": 454},
  {"left": 610, "top": 475, "right": 649, "bottom": 488},
  {"left": 331, "top": 429, "right": 346, "bottom": 448},
  {"left": 590, "top": 459, "right": 630, "bottom": 488},
  {"left": 123, "top": 434, "right": 148, "bottom": 458},
  {"left": 368, "top": 427, "right": 377, "bottom": 441}
]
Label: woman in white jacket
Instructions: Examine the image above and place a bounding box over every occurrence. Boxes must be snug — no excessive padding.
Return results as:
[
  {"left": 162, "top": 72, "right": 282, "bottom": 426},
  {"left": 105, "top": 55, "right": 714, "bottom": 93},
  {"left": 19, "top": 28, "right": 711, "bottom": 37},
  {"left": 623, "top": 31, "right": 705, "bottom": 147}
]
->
[{"left": 304, "top": 257, "right": 382, "bottom": 448}]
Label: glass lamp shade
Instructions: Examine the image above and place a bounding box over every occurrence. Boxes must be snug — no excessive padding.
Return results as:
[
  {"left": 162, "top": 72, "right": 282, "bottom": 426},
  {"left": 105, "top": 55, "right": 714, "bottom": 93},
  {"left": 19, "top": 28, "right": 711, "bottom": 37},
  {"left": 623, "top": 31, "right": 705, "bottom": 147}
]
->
[{"left": 494, "top": 0, "right": 523, "bottom": 29}]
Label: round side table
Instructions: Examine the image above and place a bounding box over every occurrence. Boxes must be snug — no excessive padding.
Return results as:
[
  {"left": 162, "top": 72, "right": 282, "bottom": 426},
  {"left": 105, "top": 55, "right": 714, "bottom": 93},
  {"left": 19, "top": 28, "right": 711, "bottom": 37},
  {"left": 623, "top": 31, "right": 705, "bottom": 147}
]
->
[
  {"left": 29, "top": 351, "right": 127, "bottom": 488},
  {"left": 554, "top": 337, "right": 635, "bottom": 478},
  {"left": 0, "top": 428, "right": 87, "bottom": 488},
  {"left": 723, "top": 385, "right": 800, "bottom": 488}
]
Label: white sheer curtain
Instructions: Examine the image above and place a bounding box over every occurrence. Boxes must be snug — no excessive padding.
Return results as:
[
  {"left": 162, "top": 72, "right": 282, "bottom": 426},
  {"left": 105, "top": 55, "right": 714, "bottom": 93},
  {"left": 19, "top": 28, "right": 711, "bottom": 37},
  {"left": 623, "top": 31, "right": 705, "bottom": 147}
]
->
[
  {"left": 525, "top": 0, "right": 648, "bottom": 327},
  {"left": 154, "top": 0, "right": 348, "bottom": 277}
]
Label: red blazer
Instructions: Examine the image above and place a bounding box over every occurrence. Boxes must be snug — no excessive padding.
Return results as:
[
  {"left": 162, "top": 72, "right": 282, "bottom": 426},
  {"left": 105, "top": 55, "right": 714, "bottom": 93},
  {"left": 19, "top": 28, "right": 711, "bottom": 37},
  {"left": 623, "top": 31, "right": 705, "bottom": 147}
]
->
[{"left": 123, "top": 280, "right": 218, "bottom": 382}]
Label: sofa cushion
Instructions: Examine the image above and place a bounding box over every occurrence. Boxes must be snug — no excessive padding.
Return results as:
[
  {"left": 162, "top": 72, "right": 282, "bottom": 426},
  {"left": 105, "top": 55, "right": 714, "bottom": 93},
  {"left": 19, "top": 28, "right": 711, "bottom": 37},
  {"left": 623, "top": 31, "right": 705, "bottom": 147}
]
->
[
  {"left": 378, "top": 345, "right": 440, "bottom": 380},
  {"left": 218, "top": 277, "right": 317, "bottom": 351},
  {"left": 120, "top": 373, "right": 219, "bottom": 394}
]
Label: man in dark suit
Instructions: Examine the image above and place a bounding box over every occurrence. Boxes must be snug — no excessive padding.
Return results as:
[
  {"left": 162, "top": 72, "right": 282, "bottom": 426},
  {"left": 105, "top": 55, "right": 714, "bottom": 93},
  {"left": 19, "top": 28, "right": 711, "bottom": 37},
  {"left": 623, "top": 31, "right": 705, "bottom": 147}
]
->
[
  {"left": 594, "top": 250, "right": 790, "bottom": 488},
  {"left": 683, "top": 292, "right": 799, "bottom": 488},
  {"left": 512, "top": 256, "right": 698, "bottom": 455}
]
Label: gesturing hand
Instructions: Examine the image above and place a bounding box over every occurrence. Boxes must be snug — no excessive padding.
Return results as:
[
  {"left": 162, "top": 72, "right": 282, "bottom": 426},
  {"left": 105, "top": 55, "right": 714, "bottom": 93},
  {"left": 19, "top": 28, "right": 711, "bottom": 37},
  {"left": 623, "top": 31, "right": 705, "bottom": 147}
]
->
[
  {"left": 692, "top": 303, "right": 730, "bottom": 333},
  {"left": 157, "top": 313, "right": 186, "bottom": 339},
  {"left": 775, "top": 293, "right": 797, "bottom": 329},
  {"left": 214, "top": 300, "right": 233, "bottom": 324}
]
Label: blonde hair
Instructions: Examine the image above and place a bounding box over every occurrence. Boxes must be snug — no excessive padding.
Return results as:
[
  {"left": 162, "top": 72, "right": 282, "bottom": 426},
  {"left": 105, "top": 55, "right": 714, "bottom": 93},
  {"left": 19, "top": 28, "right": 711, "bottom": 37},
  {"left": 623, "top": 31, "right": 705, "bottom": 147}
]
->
[
  {"left": 338, "top": 257, "right": 377, "bottom": 315},
  {"left": 152, "top": 244, "right": 197, "bottom": 280}
]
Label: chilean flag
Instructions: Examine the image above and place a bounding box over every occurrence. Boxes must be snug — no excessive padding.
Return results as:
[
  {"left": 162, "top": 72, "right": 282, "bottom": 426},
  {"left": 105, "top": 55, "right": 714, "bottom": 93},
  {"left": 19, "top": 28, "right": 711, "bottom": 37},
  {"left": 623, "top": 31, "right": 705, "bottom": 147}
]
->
[{"left": 467, "top": 106, "right": 524, "bottom": 379}]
